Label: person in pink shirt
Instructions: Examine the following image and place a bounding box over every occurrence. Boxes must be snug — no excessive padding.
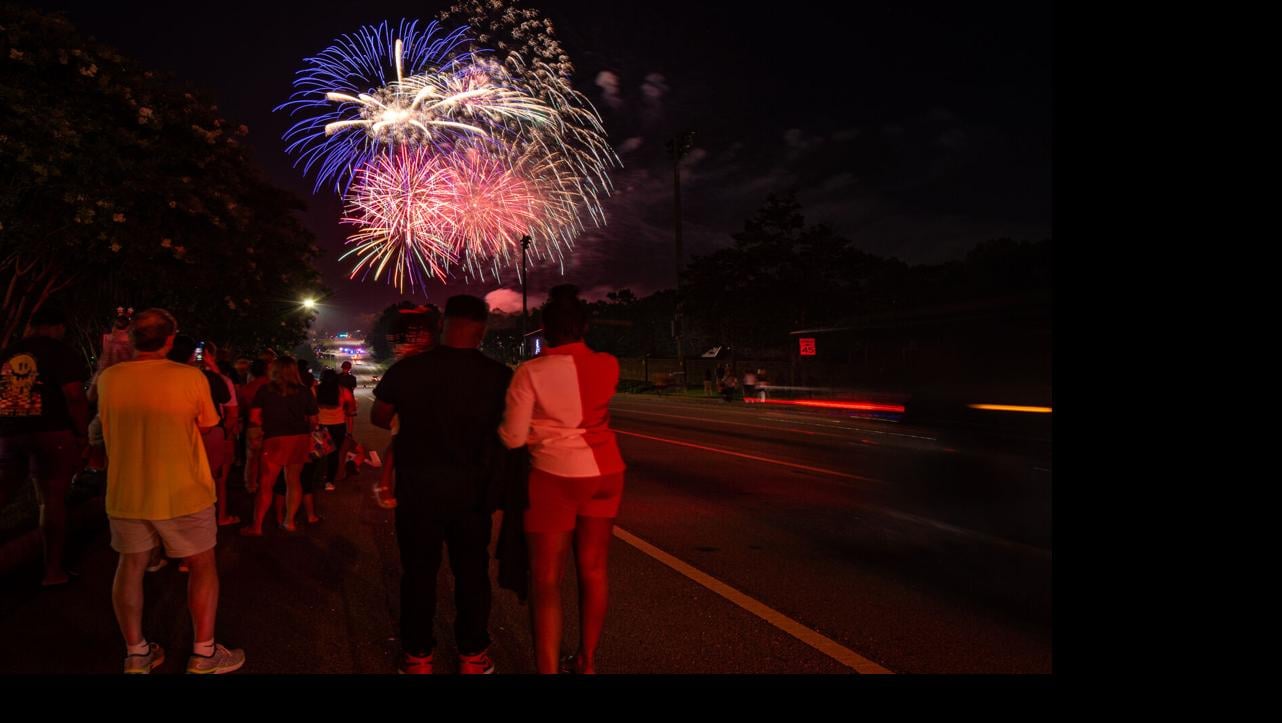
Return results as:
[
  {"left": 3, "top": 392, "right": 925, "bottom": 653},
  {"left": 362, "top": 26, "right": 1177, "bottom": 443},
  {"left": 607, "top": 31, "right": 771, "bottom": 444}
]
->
[{"left": 498, "top": 285, "right": 626, "bottom": 674}]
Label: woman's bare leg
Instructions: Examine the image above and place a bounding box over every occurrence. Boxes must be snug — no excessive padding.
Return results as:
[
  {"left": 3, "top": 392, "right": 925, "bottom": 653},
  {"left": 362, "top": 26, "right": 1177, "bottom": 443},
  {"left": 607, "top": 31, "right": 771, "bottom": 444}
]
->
[
  {"left": 572, "top": 517, "right": 615, "bottom": 674},
  {"left": 245, "top": 460, "right": 282, "bottom": 534},
  {"left": 527, "top": 531, "right": 573, "bottom": 674},
  {"left": 283, "top": 463, "right": 303, "bottom": 530}
]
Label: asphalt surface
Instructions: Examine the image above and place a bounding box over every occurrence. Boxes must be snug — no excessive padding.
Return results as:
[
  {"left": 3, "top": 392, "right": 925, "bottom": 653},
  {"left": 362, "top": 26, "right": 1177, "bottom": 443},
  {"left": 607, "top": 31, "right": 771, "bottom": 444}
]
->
[
  {"left": 0, "top": 381, "right": 1051, "bottom": 674},
  {"left": 607, "top": 393, "right": 1052, "bottom": 673}
]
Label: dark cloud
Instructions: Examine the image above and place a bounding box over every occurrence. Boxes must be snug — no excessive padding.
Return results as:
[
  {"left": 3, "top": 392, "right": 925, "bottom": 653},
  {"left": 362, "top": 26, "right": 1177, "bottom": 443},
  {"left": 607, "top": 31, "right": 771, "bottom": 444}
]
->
[
  {"left": 617, "top": 136, "right": 644, "bottom": 154},
  {"left": 594, "top": 69, "right": 623, "bottom": 109}
]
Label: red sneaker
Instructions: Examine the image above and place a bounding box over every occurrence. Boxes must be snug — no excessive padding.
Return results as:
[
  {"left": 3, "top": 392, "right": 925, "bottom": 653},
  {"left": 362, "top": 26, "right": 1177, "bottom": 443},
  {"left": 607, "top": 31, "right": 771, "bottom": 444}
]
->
[
  {"left": 399, "top": 652, "right": 433, "bottom": 675},
  {"left": 458, "top": 649, "right": 495, "bottom": 675}
]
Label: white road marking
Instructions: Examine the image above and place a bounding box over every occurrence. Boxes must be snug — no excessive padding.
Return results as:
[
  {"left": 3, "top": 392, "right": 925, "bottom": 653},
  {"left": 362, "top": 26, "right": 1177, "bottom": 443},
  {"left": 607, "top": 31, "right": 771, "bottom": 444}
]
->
[
  {"left": 616, "top": 428, "right": 1052, "bottom": 557},
  {"left": 613, "top": 526, "right": 894, "bottom": 674}
]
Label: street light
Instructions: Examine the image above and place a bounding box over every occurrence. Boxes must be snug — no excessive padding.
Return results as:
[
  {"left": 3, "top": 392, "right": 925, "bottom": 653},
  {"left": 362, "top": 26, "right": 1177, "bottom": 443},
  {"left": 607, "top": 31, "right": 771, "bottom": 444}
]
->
[
  {"left": 520, "top": 235, "right": 532, "bottom": 358},
  {"left": 666, "top": 131, "right": 695, "bottom": 383},
  {"left": 302, "top": 298, "right": 317, "bottom": 310}
]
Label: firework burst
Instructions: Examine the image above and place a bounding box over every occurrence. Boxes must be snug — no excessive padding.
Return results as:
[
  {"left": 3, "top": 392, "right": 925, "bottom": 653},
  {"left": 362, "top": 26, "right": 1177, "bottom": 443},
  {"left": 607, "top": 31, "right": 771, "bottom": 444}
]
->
[
  {"left": 341, "top": 143, "right": 581, "bottom": 290},
  {"left": 280, "top": 19, "right": 554, "bottom": 194},
  {"left": 281, "top": 11, "right": 620, "bottom": 290}
]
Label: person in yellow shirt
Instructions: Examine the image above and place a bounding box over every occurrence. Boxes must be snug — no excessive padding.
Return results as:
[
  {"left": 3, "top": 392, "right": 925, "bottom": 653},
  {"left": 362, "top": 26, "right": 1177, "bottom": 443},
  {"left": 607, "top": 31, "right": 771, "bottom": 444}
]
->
[{"left": 96, "top": 308, "right": 245, "bottom": 675}]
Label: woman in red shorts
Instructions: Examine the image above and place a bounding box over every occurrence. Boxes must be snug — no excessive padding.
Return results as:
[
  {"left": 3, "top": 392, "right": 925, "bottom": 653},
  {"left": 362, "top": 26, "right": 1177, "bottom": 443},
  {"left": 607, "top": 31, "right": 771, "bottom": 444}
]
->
[
  {"left": 241, "top": 357, "right": 318, "bottom": 535},
  {"left": 499, "top": 285, "right": 626, "bottom": 674}
]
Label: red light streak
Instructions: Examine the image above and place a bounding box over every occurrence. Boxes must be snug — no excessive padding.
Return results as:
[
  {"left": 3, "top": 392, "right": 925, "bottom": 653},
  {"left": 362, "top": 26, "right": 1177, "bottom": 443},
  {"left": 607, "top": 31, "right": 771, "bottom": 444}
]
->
[{"left": 745, "top": 398, "right": 906, "bottom": 414}]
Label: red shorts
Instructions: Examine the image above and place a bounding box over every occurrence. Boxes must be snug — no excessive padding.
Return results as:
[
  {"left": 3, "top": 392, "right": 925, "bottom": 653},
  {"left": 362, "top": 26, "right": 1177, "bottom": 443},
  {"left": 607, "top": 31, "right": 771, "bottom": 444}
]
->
[
  {"left": 261, "top": 434, "right": 311, "bottom": 466},
  {"left": 524, "top": 467, "right": 625, "bottom": 534}
]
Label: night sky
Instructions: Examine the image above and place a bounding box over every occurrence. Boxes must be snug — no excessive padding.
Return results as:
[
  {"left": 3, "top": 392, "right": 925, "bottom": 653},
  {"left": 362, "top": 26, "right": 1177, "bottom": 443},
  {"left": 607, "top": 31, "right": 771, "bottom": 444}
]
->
[{"left": 28, "top": 0, "right": 1053, "bottom": 331}]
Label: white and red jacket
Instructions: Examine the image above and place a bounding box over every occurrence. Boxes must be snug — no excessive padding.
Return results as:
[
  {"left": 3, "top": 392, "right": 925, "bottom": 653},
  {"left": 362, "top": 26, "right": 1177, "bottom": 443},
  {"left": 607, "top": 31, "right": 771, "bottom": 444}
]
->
[{"left": 498, "top": 341, "right": 626, "bottom": 478}]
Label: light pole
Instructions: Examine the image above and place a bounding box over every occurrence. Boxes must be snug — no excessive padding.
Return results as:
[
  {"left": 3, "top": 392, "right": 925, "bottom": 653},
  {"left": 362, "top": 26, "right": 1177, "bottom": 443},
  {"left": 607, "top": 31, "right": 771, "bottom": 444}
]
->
[
  {"left": 520, "top": 235, "right": 532, "bottom": 358},
  {"left": 666, "top": 131, "right": 695, "bottom": 383}
]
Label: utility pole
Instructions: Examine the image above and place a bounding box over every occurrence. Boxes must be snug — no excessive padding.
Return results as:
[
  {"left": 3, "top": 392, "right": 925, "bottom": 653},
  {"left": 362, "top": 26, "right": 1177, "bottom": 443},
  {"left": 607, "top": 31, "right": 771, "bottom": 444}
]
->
[
  {"left": 666, "top": 131, "right": 695, "bottom": 386},
  {"left": 520, "top": 235, "right": 531, "bottom": 359}
]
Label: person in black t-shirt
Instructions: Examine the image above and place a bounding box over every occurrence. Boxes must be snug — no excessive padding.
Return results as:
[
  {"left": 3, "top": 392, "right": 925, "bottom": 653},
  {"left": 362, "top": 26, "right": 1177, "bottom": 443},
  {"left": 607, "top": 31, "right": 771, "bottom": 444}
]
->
[
  {"left": 371, "top": 295, "right": 511, "bottom": 675},
  {"left": 338, "top": 361, "right": 358, "bottom": 392},
  {"left": 0, "top": 305, "right": 91, "bottom": 587},
  {"left": 242, "top": 357, "right": 318, "bottom": 535}
]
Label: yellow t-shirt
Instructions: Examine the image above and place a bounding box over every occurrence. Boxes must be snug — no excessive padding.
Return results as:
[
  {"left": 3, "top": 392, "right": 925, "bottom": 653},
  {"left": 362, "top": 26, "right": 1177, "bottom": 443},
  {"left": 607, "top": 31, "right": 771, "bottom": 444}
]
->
[{"left": 98, "top": 359, "right": 220, "bottom": 520}]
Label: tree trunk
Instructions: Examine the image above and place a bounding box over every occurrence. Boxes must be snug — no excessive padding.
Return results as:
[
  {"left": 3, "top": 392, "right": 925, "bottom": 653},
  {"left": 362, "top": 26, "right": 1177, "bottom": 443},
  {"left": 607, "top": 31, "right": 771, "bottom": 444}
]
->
[{"left": 0, "top": 258, "right": 70, "bottom": 349}]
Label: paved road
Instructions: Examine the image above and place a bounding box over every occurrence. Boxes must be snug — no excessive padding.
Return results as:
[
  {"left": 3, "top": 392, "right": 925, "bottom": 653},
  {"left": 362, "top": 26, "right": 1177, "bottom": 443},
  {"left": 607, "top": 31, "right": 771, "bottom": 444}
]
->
[
  {"left": 0, "top": 386, "right": 1051, "bottom": 674},
  {"left": 605, "top": 393, "right": 1052, "bottom": 673}
]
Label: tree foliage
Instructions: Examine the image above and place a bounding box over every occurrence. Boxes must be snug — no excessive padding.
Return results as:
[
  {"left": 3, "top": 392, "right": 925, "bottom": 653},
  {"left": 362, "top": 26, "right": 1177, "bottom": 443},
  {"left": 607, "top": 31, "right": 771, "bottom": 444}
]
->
[
  {"left": 586, "top": 193, "right": 1051, "bottom": 360},
  {"left": 0, "top": 6, "right": 323, "bottom": 354}
]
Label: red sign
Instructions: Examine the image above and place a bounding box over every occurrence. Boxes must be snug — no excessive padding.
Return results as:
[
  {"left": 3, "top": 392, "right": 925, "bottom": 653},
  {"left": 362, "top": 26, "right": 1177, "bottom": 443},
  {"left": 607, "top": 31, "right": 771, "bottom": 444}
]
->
[{"left": 799, "top": 337, "right": 816, "bottom": 356}]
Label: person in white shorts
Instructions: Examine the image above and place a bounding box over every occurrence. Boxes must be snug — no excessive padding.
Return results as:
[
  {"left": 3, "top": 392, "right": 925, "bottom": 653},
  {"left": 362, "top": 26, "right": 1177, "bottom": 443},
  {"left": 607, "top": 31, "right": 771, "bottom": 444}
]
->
[{"left": 96, "top": 308, "right": 246, "bottom": 674}]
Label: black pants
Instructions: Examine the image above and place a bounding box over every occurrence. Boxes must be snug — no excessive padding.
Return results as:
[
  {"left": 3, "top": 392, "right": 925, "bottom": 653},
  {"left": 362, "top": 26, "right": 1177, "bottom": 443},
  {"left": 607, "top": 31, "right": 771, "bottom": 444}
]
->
[
  {"left": 323, "top": 424, "right": 347, "bottom": 482},
  {"left": 395, "top": 507, "right": 493, "bottom": 656}
]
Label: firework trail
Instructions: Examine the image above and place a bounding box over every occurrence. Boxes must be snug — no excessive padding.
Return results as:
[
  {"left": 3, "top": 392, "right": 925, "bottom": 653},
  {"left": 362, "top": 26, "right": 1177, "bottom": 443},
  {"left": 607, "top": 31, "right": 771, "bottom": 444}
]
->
[{"left": 278, "top": 19, "right": 548, "bottom": 194}]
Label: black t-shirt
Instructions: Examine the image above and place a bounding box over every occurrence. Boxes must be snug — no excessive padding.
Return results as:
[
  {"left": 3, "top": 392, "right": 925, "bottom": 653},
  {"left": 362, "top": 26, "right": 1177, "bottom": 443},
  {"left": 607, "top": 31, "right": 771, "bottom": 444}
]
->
[
  {"left": 252, "top": 384, "right": 319, "bottom": 439},
  {"left": 373, "top": 346, "right": 512, "bottom": 516},
  {"left": 338, "top": 372, "right": 357, "bottom": 391},
  {"left": 0, "top": 335, "right": 88, "bottom": 436}
]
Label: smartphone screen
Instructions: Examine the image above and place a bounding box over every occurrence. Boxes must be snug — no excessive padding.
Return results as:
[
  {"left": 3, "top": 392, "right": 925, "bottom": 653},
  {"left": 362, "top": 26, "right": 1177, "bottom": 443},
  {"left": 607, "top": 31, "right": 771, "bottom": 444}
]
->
[{"left": 195, "top": 342, "right": 205, "bottom": 362}]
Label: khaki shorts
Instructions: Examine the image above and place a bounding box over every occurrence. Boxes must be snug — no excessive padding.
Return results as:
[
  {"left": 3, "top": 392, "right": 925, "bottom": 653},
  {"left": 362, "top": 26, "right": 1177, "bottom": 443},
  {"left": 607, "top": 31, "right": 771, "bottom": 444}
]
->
[{"left": 110, "top": 506, "right": 217, "bottom": 558}]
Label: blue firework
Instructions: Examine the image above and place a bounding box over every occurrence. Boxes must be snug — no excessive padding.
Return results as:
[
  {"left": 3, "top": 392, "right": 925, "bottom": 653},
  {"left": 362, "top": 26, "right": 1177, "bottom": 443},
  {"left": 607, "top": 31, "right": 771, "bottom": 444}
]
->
[{"left": 276, "top": 19, "right": 476, "bottom": 194}]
